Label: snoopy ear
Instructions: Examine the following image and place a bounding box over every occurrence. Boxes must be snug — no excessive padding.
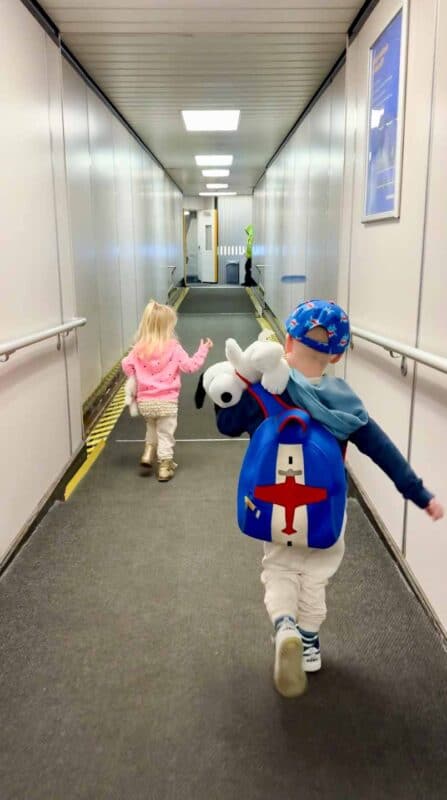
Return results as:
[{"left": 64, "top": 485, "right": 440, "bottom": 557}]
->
[
  {"left": 194, "top": 373, "right": 207, "bottom": 409},
  {"left": 225, "top": 338, "right": 243, "bottom": 369}
]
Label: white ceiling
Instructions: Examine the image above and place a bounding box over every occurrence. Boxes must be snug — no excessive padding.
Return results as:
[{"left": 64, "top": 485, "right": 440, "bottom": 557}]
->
[{"left": 43, "top": 1, "right": 365, "bottom": 195}]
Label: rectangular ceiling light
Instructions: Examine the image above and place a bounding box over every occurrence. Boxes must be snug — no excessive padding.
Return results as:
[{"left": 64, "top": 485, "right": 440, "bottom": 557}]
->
[
  {"left": 183, "top": 110, "right": 240, "bottom": 131},
  {"left": 206, "top": 183, "right": 228, "bottom": 189},
  {"left": 195, "top": 155, "right": 233, "bottom": 167},
  {"left": 202, "top": 169, "right": 230, "bottom": 177},
  {"left": 199, "top": 192, "right": 237, "bottom": 196}
]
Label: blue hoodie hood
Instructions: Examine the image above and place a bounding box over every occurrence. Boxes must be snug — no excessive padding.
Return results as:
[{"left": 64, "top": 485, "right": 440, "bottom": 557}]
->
[{"left": 287, "top": 368, "right": 368, "bottom": 440}]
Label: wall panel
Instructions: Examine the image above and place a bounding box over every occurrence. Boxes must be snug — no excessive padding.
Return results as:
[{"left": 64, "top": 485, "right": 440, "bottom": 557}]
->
[
  {"left": 62, "top": 60, "right": 101, "bottom": 401},
  {"left": 113, "top": 120, "right": 139, "bottom": 346},
  {"left": 46, "top": 39, "right": 83, "bottom": 452},
  {"left": 342, "top": 0, "right": 437, "bottom": 547},
  {"left": 87, "top": 91, "right": 123, "bottom": 374},
  {"left": 254, "top": 69, "right": 345, "bottom": 327},
  {"left": 406, "top": 0, "right": 447, "bottom": 629},
  {"left": 0, "top": 0, "right": 72, "bottom": 560}
]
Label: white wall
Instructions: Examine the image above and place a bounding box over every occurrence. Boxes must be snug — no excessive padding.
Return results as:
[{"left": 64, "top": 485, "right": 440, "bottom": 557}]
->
[
  {"left": 339, "top": 0, "right": 447, "bottom": 629},
  {"left": 63, "top": 61, "right": 183, "bottom": 403},
  {"left": 0, "top": 0, "right": 81, "bottom": 562},
  {"left": 253, "top": 68, "right": 345, "bottom": 325},
  {"left": 254, "top": 0, "right": 447, "bottom": 631},
  {"left": 217, "top": 195, "right": 253, "bottom": 284},
  {"left": 0, "top": 1, "right": 183, "bottom": 564},
  {"left": 399, "top": 0, "right": 447, "bottom": 624}
]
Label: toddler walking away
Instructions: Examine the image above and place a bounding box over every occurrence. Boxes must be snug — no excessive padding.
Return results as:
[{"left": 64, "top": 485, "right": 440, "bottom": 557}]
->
[
  {"left": 122, "top": 300, "right": 212, "bottom": 482},
  {"left": 215, "top": 300, "right": 444, "bottom": 698}
]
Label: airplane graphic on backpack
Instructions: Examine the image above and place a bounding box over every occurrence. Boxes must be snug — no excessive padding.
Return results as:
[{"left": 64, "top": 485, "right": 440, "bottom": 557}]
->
[{"left": 237, "top": 382, "right": 346, "bottom": 548}]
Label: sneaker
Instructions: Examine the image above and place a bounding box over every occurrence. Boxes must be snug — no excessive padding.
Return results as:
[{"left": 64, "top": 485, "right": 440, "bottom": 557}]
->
[
  {"left": 157, "top": 459, "right": 177, "bottom": 482},
  {"left": 299, "top": 629, "right": 322, "bottom": 673},
  {"left": 140, "top": 443, "right": 155, "bottom": 468},
  {"left": 273, "top": 617, "right": 308, "bottom": 698}
]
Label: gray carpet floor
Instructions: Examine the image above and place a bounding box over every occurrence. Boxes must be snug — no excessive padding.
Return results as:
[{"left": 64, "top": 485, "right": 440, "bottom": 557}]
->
[
  {"left": 1, "top": 293, "right": 447, "bottom": 800},
  {"left": 179, "top": 287, "right": 254, "bottom": 315}
]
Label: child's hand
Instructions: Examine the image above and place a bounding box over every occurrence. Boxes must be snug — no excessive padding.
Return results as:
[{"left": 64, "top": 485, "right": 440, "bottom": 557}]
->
[
  {"left": 425, "top": 498, "right": 444, "bottom": 521},
  {"left": 201, "top": 338, "right": 213, "bottom": 350}
]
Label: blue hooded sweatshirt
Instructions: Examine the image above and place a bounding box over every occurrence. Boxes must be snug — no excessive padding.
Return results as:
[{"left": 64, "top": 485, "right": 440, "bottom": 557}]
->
[{"left": 287, "top": 368, "right": 368, "bottom": 440}]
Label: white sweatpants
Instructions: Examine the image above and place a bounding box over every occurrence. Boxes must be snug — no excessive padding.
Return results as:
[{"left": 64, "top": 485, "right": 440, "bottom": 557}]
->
[
  {"left": 261, "top": 520, "right": 346, "bottom": 632},
  {"left": 143, "top": 415, "right": 178, "bottom": 460}
]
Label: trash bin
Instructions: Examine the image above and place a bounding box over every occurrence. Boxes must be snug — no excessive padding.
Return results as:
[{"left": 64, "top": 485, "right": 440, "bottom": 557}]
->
[{"left": 225, "top": 261, "right": 240, "bottom": 285}]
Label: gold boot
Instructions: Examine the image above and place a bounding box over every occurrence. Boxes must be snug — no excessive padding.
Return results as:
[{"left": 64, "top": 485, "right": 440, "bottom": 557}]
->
[
  {"left": 157, "top": 459, "right": 176, "bottom": 482},
  {"left": 140, "top": 443, "right": 155, "bottom": 468}
]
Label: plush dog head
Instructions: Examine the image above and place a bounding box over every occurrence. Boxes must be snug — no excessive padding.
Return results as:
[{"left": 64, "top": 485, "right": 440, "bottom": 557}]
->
[
  {"left": 195, "top": 361, "right": 245, "bottom": 409},
  {"left": 195, "top": 333, "right": 290, "bottom": 409}
]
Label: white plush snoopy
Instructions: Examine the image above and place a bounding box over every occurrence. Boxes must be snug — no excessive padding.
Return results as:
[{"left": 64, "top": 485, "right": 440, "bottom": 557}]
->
[
  {"left": 195, "top": 330, "right": 289, "bottom": 409},
  {"left": 124, "top": 374, "right": 139, "bottom": 417}
]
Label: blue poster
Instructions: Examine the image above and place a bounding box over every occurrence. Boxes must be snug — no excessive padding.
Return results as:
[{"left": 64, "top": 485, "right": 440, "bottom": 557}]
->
[{"left": 365, "top": 10, "right": 403, "bottom": 218}]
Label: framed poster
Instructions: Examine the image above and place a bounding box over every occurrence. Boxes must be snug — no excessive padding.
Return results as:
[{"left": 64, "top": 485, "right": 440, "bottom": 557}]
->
[{"left": 363, "top": 4, "right": 408, "bottom": 221}]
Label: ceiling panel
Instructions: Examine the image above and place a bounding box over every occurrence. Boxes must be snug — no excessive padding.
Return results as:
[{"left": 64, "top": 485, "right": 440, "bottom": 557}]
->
[{"left": 41, "top": 1, "right": 365, "bottom": 194}]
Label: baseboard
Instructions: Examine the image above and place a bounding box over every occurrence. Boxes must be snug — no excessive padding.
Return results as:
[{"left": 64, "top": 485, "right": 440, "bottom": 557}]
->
[
  {"left": 83, "top": 366, "right": 124, "bottom": 436},
  {"left": 348, "top": 467, "right": 447, "bottom": 645},
  {"left": 0, "top": 442, "right": 87, "bottom": 576},
  {"left": 264, "top": 307, "right": 286, "bottom": 342}
]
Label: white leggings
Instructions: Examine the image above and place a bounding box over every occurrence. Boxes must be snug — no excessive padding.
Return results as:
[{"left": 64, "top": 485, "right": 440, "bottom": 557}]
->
[
  {"left": 261, "top": 523, "right": 346, "bottom": 632},
  {"left": 143, "top": 415, "right": 178, "bottom": 461}
]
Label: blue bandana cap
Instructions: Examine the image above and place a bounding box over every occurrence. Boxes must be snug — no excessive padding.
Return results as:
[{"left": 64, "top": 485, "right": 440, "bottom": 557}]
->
[{"left": 285, "top": 300, "right": 351, "bottom": 355}]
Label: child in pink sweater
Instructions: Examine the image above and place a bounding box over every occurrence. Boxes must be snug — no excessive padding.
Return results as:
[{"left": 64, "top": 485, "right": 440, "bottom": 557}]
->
[{"left": 122, "top": 300, "right": 213, "bottom": 481}]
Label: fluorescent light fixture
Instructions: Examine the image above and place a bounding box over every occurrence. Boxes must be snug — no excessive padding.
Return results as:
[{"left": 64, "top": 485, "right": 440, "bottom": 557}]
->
[
  {"left": 195, "top": 155, "right": 233, "bottom": 167},
  {"left": 182, "top": 110, "right": 240, "bottom": 131},
  {"left": 206, "top": 183, "right": 228, "bottom": 189},
  {"left": 199, "top": 192, "right": 237, "bottom": 196},
  {"left": 202, "top": 169, "right": 230, "bottom": 177}
]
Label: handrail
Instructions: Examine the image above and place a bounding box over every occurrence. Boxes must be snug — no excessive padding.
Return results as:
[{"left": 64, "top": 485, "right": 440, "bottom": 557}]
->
[
  {"left": 351, "top": 326, "right": 447, "bottom": 377},
  {"left": 249, "top": 265, "right": 266, "bottom": 312},
  {"left": 0, "top": 318, "right": 87, "bottom": 363},
  {"left": 254, "top": 264, "right": 267, "bottom": 297},
  {"left": 167, "top": 265, "right": 178, "bottom": 302}
]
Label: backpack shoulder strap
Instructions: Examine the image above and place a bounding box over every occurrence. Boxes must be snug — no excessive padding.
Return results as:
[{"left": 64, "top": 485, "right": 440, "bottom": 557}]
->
[{"left": 236, "top": 374, "right": 294, "bottom": 418}]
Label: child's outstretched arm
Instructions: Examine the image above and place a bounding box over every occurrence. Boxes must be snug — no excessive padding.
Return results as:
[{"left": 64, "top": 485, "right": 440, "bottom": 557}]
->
[
  {"left": 177, "top": 338, "right": 213, "bottom": 374},
  {"left": 350, "top": 417, "right": 444, "bottom": 520}
]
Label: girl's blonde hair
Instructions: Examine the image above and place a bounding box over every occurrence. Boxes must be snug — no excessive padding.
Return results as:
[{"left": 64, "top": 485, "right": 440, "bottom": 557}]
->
[{"left": 134, "top": 300, "right": 177, "bottom": 358}]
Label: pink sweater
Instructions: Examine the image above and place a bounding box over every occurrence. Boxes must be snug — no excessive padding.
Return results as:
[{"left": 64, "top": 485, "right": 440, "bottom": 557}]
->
[{"left": 122, "top": 339, "right": 208, "bottom": 402}]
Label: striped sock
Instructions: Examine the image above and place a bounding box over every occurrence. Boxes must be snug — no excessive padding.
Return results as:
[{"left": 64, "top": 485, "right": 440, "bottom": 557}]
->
[
  {"left": 298, "top": 627, "right": 319, "bottom": 646},
  {"left": 274, "top": 615, "right": 297, "bottom": 632}
]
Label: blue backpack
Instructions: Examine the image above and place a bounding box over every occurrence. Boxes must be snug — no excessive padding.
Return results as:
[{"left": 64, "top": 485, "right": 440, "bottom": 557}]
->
[{"left": 237, "top": 383, "right": 347, "bottom": 548}]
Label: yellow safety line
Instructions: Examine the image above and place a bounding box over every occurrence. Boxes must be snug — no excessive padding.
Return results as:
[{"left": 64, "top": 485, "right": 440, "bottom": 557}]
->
[
  {"left": 86, "top": 385, "right": 126, "bottom": 455},
  {"left": 245, "top": 287, "right": 258, "bottom": 311},
  {"left": 64, "top": 441, "right": 105, "bottom": 500},
  {"left": 244, "top": 288, "right": 280, "bottom": 343},
  {"left": 65, "top": 384, "right": 127, "bottom": 498},
  {"left": 173, "top": 287, "right": 189, "bottom": 311},
  {"left": 255, "top": 316, "right": 279, "bottom": 343}
]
